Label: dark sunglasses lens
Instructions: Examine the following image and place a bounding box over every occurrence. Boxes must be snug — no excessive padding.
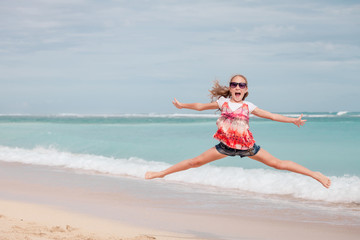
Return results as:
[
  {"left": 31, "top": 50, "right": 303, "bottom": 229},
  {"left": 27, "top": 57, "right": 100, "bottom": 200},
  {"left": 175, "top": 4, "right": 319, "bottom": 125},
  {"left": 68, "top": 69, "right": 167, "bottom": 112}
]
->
[
  {"left": 230, "top": 82, "right": 247, "bottom": 88},
  {"left": 230, "top": 82, "right": 237, "bottom": 88}
]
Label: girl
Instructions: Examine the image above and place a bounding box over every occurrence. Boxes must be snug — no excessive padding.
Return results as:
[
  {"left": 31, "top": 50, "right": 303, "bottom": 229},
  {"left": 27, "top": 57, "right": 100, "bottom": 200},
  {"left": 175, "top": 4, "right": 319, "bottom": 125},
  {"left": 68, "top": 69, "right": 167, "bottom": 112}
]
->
[{"left": 145, "top": 75, "right": 331, "bottom": 188}]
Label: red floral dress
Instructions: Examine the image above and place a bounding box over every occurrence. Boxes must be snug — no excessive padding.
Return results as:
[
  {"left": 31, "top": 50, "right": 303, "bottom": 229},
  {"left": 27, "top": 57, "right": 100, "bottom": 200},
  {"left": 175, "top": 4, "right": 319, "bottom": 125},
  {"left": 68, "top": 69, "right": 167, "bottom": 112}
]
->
[{"left": 213, "top": 100, "right": 256, "bottom": 150}]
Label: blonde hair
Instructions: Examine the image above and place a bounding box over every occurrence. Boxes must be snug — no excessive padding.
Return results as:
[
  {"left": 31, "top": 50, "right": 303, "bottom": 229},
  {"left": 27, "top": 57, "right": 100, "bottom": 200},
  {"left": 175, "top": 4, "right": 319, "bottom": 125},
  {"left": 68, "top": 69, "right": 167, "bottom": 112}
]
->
[{"left": 209, "top": 75, "right": 249, "bottom": 101}]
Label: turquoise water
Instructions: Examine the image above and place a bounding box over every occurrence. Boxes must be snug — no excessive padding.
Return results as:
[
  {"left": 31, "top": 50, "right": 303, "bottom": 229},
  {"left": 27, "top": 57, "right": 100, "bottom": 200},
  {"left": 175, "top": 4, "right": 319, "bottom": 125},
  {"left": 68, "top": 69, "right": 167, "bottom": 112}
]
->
[
  {"left": 0, "top": 113, "right": 359, "bottom": 175},
  {"left": 0, "top": 112, "right": 359, "bottom": 204}
]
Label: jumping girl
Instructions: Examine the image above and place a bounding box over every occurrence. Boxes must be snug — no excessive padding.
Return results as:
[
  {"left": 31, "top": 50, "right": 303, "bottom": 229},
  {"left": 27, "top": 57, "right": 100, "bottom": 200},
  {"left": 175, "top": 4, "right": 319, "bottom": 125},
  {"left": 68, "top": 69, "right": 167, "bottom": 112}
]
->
[{"left": 145, "top": 75, "right": 331, "bottom": 188}]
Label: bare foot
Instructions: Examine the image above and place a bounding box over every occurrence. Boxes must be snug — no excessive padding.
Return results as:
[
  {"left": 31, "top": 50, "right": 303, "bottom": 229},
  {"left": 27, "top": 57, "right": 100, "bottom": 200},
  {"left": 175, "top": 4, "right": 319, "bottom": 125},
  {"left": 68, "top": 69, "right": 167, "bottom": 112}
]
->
[
  {"left": 314, "top": 172, "right": 331, "bottom": 188},
  {"left": 145, "top": 171, "right": 166, "bottom": 180}
]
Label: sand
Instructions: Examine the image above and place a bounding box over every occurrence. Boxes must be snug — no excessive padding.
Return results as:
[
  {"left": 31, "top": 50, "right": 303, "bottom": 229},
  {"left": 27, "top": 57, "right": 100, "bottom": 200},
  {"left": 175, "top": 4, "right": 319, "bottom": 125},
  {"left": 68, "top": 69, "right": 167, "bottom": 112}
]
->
[
  {"left": 0, "top": 161, "right": 359, "bottom": 240},
  {"left": 0, "top": 199, "right": 191, "bottom": 240}
]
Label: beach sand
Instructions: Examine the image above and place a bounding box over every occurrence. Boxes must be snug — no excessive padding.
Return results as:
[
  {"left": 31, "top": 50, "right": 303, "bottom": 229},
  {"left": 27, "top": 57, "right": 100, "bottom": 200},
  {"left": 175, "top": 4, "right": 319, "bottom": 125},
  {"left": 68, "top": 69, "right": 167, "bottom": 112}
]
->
[
  {"left": 0, "top": 161, "right": 359, "bottom": 240},
  {"left": 0, "top": 199, "right": 189, "bottom": 240}
]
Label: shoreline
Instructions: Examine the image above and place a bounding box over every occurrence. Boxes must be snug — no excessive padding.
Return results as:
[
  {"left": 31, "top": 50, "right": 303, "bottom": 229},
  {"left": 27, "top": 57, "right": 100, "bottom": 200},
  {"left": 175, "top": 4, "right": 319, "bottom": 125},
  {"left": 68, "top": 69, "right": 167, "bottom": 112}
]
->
[{"left": 0, "top": 161, "right": 359, "bottom": 240}]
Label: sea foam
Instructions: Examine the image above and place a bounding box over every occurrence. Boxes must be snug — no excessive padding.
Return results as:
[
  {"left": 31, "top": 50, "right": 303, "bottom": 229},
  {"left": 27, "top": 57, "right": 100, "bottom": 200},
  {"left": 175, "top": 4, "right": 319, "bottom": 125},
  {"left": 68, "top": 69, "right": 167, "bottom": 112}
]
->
[{"left": 0, "top": 145, "right": 359, "bottom": 204}]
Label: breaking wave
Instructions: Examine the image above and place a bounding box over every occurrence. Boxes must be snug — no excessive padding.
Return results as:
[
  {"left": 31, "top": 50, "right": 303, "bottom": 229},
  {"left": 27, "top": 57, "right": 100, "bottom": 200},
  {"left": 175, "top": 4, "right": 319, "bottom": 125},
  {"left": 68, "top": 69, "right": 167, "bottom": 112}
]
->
[{"left": 0, "top": 145, "right": 359, "bottom": 205}]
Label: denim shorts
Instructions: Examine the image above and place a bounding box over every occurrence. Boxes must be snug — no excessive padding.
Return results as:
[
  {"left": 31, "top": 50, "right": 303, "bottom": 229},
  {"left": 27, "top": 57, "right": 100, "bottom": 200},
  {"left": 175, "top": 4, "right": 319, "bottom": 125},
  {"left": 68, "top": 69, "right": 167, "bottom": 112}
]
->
[{"left": 215, "top": 142, "right": 261, "bottom": 158}]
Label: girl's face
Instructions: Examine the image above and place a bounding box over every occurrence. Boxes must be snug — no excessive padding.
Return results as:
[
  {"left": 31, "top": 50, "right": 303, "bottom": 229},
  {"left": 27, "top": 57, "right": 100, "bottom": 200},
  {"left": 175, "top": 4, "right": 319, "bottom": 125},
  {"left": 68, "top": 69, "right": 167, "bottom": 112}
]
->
[{"left": 229, "top": 76, "right": 248, "bottom": 103}]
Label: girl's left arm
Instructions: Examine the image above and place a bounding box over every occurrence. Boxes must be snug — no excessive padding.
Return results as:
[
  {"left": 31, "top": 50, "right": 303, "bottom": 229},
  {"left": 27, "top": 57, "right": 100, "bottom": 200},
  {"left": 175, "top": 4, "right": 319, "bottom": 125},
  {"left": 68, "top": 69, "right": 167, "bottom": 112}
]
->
[{"left": 252, "top": 108, "right": 306, "bottom": 127}]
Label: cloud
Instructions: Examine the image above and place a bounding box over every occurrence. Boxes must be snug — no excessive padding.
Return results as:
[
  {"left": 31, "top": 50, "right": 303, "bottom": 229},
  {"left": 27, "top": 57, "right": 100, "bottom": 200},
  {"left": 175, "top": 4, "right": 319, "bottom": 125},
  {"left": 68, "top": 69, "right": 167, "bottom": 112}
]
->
[{"left": 0, "top": 0, "right": 359, "bottom": 113}]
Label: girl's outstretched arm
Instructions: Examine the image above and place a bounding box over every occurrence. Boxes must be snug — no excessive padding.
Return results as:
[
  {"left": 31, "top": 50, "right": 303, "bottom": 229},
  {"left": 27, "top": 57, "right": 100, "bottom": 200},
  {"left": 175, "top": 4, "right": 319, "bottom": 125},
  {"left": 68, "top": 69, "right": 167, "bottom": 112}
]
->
[
  {"left": 252, "top": 108, "right": 306, "bottom": 127},
  {"left": 172, "top": 98, "right": 219, "bottom": 111}
]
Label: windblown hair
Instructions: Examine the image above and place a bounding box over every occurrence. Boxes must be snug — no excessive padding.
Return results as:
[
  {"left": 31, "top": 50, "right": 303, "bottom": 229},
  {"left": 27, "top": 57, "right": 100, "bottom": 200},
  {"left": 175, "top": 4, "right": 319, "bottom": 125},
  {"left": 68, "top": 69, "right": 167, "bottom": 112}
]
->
[{"left": 209, "top": 75, "right": 249, "bottom": 102}]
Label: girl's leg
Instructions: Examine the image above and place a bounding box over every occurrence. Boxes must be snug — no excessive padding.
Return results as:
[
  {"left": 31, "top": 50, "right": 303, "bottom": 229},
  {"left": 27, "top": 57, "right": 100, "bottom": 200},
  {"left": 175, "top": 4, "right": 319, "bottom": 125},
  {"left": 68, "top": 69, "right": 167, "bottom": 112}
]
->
[
  {"left": 249, "top": 148, "right": 331, "bottom": 188},
  {"left": 145, "top": 147, "right": 227, "bottom": 179}
]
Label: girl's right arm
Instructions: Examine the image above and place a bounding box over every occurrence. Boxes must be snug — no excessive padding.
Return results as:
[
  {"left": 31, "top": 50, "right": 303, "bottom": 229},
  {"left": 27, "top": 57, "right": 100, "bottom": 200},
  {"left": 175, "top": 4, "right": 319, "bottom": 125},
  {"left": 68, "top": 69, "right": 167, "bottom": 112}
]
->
[{"left": 172, "top": 98, "right": 219, "bottom": 111}]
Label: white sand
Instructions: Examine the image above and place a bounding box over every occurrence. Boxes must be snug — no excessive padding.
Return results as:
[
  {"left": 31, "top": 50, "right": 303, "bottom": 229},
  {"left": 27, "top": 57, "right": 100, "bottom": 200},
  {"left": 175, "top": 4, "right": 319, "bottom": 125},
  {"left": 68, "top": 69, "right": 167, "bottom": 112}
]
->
[{"left": 0, "top": 199, "right": 195, "bottom": 240}]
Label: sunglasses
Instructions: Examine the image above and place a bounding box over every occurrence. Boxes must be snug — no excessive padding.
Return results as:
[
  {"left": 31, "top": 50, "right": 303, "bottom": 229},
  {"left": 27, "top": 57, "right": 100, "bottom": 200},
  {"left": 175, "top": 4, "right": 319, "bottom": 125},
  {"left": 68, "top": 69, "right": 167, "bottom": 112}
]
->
[{"left": 229, "top": 82, "right": 247, "bottom": 89}]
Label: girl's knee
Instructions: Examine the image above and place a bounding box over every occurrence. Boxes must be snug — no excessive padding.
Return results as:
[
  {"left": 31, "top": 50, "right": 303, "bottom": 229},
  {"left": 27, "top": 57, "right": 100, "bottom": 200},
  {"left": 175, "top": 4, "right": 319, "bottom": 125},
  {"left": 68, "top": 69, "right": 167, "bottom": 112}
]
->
[
  {"left": 271, "top": 159, "right": 286, "bottom": 170},
  {"left": 273, "top": 160, "right": 290, "bottom": 170},
  {"left": 188, "top": 157, "right": 204, "bottom": 168}
]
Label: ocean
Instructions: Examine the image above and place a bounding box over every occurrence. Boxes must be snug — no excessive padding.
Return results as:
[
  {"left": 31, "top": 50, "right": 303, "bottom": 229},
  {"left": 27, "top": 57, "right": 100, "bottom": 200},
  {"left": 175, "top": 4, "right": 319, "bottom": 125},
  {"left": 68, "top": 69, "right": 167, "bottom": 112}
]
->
[{"left": 0, "top": 112, "right": 359, "bottom": 225}]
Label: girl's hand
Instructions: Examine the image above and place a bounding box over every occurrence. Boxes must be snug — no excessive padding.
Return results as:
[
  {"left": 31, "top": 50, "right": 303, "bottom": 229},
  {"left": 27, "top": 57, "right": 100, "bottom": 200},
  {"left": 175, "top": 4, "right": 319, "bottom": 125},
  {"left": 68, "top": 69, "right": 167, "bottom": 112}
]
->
[
  {"left": 172, "top": 98, "right": 183, "bottom": 109},
  {"left": 294, "top": 114, "right": 307, "bottom": 127}
]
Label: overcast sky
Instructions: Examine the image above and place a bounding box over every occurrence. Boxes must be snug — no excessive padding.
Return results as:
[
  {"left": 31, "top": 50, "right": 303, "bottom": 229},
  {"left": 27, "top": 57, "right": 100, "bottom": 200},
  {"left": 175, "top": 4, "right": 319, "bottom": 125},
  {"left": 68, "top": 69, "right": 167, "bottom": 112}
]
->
[{"left": 1, "top": 0, "right": 359, "bottom": 114}]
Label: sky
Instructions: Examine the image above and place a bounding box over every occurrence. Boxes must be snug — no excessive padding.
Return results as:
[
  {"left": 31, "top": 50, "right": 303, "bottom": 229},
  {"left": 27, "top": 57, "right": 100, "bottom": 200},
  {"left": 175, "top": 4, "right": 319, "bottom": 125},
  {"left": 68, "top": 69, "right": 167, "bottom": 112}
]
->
[{"left": 0, "top": 0, "right": 359, "bottom": 114}]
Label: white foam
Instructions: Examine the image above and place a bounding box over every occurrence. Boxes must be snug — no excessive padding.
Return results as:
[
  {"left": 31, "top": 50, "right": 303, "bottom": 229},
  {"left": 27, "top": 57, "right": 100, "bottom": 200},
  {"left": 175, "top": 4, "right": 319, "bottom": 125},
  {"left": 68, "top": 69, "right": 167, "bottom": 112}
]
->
[
  {"left": 336, "top": 111, "right": 348, "bottom": 116},
  {"left": 0, "top": 145, "right": 167, "bottom": 178},
  {"left": 0, "top": 145, "right": 359, "bottom": 204},
  {"left": 168, "top": 166, "right": 360, "bottom": 204}
]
